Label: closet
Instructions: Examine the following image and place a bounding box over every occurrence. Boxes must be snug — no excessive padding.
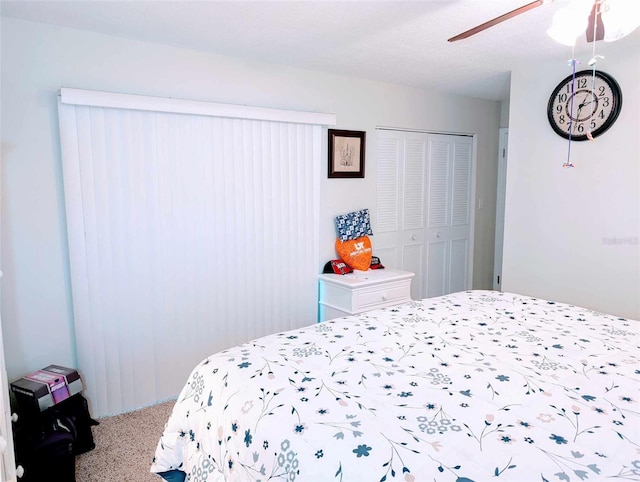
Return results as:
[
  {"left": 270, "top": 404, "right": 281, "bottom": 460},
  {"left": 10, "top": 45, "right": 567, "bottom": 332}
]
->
[{"left": 375, "top": 129, "right": 475, "bottom": 300}]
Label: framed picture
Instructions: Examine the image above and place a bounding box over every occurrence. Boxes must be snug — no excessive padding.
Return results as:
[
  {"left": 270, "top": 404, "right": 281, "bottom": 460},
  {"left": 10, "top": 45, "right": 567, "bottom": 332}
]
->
[{"left": 328, "top": 129, "right": 366, "bottom": 178}]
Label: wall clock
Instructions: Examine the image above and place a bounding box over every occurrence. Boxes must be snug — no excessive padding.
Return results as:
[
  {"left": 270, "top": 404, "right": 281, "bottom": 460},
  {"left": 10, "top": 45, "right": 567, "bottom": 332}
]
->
[{"left": 547, "top": 70, "right": 622, "bottom": 141}]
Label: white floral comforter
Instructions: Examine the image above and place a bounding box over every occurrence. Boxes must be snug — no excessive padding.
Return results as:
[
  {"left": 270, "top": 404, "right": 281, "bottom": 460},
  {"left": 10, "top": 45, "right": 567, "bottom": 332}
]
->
[{"left": 151, "top": 290, "right": 640, "bottom": 481}]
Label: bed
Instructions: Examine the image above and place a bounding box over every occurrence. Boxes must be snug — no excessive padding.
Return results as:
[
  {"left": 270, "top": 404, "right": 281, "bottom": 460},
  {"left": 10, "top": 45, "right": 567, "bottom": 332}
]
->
[{"left": 151, "top": 290, "right": 639, "bottom": 481}]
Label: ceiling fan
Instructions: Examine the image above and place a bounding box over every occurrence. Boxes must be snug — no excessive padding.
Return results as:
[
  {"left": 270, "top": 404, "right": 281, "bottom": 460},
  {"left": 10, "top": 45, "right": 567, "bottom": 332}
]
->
[{"left": 447, "top": 0, "right": 640, "bottom": 45}]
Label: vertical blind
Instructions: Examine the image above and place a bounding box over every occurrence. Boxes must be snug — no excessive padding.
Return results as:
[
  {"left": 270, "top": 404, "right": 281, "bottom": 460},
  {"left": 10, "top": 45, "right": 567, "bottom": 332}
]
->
[{"left": 58, "top": 89, "right": 335, "bottom": 417}]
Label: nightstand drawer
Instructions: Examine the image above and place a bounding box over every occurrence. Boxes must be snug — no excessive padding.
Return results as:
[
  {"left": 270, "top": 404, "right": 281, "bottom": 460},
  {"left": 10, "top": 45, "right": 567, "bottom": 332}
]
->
[{"left": 353, "top": 281, "right": 411, "bottom": 311}]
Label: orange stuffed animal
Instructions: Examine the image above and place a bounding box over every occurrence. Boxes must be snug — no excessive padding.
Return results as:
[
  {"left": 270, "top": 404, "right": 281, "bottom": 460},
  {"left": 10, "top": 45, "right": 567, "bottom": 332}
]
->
[{"left": 335, "top": 235, "right": 372, "bottom": 271}]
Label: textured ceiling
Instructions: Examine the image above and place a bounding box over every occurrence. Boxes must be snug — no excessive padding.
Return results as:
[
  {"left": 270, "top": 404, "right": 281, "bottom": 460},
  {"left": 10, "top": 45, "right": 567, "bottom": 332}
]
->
[{"left": 2, "top": 0, "right": 639, "bottom": 101}]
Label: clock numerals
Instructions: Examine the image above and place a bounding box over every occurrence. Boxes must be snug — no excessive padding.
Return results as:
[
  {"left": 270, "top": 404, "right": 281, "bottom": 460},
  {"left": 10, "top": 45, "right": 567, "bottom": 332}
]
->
[{"left": 569, "top": 122, "right": 589, "bottom": 134}]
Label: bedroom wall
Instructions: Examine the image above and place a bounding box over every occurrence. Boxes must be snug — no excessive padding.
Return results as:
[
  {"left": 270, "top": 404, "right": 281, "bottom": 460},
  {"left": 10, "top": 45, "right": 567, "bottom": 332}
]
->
[
  {"left": 503, "top": 40, "right": 639, "bottom": 319},
  {"left": 0, "top": 17, "right": 500, "bottom": 381}
]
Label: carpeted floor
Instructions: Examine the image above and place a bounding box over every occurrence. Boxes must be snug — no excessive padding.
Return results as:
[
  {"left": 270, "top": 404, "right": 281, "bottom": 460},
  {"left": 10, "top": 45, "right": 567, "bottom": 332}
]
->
[{"left": 75, "top": 399, "right": 176, "bottom": 482}]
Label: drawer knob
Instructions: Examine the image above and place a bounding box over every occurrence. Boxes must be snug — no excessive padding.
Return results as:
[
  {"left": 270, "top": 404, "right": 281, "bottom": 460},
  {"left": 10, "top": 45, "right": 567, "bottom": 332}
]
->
[{"left": 381, "top": 294, "right": 388, "bottom": 301}]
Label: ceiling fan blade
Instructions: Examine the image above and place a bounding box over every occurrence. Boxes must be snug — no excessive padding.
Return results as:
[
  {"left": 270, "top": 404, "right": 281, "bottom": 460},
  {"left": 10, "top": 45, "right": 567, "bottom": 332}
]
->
[
  {"left": 448, "top": 0, "right": 545, "bottom": 42},
  {"left": 585, "top": 0, "right": 605, "bottom": 42}
]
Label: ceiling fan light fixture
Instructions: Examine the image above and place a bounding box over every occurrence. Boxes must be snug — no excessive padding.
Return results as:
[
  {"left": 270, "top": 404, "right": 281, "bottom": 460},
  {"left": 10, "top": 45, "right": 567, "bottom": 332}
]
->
[
  {"left": 600, "top": 0, "right": 640, "bottom": 42},
  {"left": 447, "top": 0, "right": 638, "bottom": 44},
  {"left": 546, "top": 0, "right": 591, "bottom": 46}
]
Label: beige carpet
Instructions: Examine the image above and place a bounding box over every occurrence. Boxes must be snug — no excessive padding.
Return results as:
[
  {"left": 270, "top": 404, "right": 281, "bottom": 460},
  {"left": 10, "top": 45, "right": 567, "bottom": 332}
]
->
[{"left": 75, "top": 399, "right": 176, "bottom": 482}]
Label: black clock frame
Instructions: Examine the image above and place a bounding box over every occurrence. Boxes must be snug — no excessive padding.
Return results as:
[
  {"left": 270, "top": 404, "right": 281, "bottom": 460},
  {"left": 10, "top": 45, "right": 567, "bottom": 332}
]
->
[{"left": 547, "top": 70, "right": 622, "bottom": 142}]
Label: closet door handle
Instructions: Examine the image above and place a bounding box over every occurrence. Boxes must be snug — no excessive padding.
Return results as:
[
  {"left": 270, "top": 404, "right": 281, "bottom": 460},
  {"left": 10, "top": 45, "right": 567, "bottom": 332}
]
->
[
  {"left": 410, "top": 234, "right": 417, "bottom": 241},
  {"left": 436, "top": 231, "right": 442, "bottom": 238}
]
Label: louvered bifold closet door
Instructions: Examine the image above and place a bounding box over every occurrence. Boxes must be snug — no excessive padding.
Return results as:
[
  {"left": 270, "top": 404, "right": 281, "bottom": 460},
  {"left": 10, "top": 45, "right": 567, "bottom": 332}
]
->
[
  {"left": 426, "top": 134, "right": 474, "bottom": 298},
  {"left": 400, "top": 138, "right": 426, "bottom": 299},
  {"left": 376, "top": 130, "right": 427, "bottom": 299},
  {"left": 376, "top": 137, "right": 400, "bottom": 236},
  {"left": 375, "top": 136, "right": 400, "bottom": 268},
  {"left": 449, "top": 139, "right": 473, "bottom": 292},
  {"left": 58, "top": 89, "right": 332, "bottom": 417}
]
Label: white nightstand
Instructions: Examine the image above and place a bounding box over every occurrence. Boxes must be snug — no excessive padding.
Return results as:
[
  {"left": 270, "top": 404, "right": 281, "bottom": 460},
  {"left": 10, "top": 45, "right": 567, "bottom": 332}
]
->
[{"left": 318, "top": 269, "right": 414, "bottom": 321}]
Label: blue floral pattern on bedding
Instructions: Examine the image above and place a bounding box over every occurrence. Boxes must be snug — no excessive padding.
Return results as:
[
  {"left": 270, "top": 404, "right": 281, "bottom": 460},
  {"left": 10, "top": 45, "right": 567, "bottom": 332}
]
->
[{"left": 151, "top": 290, "right": 640, "bottom": 481}]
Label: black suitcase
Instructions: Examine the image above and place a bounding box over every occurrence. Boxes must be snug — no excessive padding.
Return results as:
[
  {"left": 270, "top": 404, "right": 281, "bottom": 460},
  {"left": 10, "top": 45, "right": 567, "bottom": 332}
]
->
[
  {"left": 50, "top": 394, "right": 99, "bottom": 454},
  {"left": 12, "top": 394, "right": 99, "bottom": 481},
  {"left": 14, "top": 414, "right": 76, "bottom": 482}
]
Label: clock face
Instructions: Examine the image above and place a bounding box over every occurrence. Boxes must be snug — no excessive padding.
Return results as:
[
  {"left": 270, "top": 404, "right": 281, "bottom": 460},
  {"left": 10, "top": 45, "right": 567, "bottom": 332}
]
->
[{"left": 547, "top": 70, "right": 622, "bottom": 141}]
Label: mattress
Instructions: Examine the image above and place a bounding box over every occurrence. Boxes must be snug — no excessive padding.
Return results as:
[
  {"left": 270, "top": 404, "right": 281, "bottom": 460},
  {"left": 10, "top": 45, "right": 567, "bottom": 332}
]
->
[{"left": 151, "top": 290, "right": 639, "bottom": 481}]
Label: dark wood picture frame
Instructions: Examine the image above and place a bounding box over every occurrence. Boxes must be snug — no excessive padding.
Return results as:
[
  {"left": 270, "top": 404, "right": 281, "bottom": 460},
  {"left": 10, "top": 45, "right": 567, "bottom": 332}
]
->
[{"left": 328, "top": 129, "right": 366, "bottom": 178}]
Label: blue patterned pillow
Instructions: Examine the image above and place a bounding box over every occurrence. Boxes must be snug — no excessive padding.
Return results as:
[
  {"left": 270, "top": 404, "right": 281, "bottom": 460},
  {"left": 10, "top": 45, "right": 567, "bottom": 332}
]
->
[
  {"left": 335, "top": 209, "right": 373, "bottom": 241},
  {"left": 158, "top": 470, "right": 186, "bottom": 482}
]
